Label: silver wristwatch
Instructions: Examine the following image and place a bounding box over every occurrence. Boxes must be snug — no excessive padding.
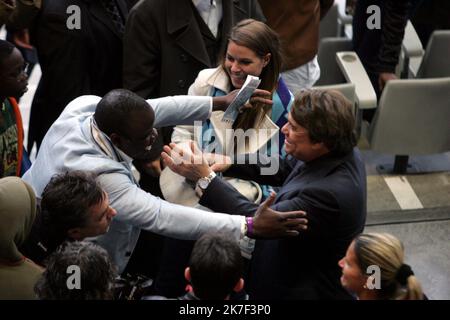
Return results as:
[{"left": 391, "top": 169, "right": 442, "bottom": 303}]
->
[{"left": 195, "top": 171, "right": 217, "bottom": 197}]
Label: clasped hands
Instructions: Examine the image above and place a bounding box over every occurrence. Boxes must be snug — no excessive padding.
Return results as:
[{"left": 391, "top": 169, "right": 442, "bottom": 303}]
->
[
  {"left": 161, "top": 141, "right": 229, "bottom": 183},
  {"left": 161, "top": 141, "right": 308, "bottom": 239}
]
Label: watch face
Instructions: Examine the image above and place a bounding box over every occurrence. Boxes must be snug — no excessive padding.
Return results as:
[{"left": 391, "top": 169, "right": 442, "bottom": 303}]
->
[{"left": 199, "top": 178, "right": 209, "bottom": 189}]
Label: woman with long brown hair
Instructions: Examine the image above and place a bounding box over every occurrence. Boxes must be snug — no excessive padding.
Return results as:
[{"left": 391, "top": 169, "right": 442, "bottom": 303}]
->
[{"left": 173, "top": 19, "right": 293, "bottom": 160}]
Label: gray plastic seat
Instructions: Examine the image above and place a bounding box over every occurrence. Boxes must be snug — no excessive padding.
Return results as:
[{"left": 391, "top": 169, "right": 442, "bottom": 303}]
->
[
  {"left": 319, "top": 3, "right": 353, "bottom": 39},
  {"left": 313, "top": 83, "right": 356, "bottom": 114},
  {"left": 313, "top": 83, "right": 355, "bottom": 107},
  {"left": 316, "top": 37, "right": 353, "bottom": 86},
  {"left": 416, "top": 30, "right": 450, "bottom": 79},
  {"left": 367, "top": 77, "right": 450, "bottom": 173},
  {"left": 319, "top": 4, "right": 339, "bottom": 39}
]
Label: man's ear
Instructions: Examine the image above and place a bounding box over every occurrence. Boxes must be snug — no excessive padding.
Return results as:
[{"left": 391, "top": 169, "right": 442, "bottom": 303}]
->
[
  {"left": 184, "top": 267, "right": 191, "bottom": 282},
  {"left": 233, "top": 278, "right": 244, "bottom": 292},
  {"left": 67, "top": 228, "right": 83, "bottom": 240}
]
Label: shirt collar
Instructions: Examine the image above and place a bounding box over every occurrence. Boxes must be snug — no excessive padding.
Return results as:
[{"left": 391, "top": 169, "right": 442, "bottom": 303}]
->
[
  {"left": 90, "top": 117, "right": 133, "bottom": 164},
  {"left": 192, "top": 0, "right": 214, "bottom": 7},
  {"left": 192, "top": 0, "right": 220, "bottom": 11}
]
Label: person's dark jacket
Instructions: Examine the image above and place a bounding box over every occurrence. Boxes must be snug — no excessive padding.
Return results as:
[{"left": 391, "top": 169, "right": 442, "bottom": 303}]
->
[
  {"left": 28, "top": 0, "right": 128, "bottom": 150},
  {"left": 353, "top": 0, "right": 411, "bottom": 74},
  {"left": 200, "top": 149, "right": 367, "bottom": 299}
]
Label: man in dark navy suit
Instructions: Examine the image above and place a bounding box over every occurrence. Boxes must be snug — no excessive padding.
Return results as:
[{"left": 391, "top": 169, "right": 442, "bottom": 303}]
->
[{"left": 162, "top": 89, "right": 367, "bottom": 300}]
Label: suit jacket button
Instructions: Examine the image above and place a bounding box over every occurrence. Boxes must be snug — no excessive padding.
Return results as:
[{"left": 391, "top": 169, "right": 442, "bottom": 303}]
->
[
  {"left": 178, "top": 80, "right": 186, "bottom": 88},
  {"left": 180, "top": 54, "right": 188, "bottom": 62}
]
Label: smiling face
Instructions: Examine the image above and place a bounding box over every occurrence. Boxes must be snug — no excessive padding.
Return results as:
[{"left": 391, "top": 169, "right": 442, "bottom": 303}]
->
[
  {"left": 224, "top": 40, "right": 270, "bottom": 89},
  {"left": 338, "top": 241, "right": 367, "bottom": 296},
  {"left": 0, "top": 47, "right": 28, "bottom": 99},
  {"left": 280, "top": 112, "right": 328, "bottom": 162}
]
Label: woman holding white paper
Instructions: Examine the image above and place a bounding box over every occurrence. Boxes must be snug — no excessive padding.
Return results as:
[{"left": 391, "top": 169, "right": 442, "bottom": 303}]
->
[{"left": 172, "top": 19, "right": 293, "bottom": 161}]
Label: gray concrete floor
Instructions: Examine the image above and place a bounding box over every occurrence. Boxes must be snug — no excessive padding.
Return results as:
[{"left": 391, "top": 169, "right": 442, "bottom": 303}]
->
[
  {"left": 365, "top": 221, "right": 450, "bottom": 300},
  {"left": 362, "top": 141, "right": 450, "bottom": 300}
]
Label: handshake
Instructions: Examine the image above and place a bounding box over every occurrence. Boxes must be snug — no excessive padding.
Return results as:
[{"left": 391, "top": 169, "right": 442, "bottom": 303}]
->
[{"left": 161, "top": 141, "right": 308, "bottom": 239}]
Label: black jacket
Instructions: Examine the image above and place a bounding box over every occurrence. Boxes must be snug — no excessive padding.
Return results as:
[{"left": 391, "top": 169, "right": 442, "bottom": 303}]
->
[
  {"left": 29, "top": 0, "right": 128, "bottom": 150},
  {"left": 353, "top": 0, "right": 411, "bottom": 74},
  {"left": 200, "top": 149, "right": 367, "bottom": 299}
]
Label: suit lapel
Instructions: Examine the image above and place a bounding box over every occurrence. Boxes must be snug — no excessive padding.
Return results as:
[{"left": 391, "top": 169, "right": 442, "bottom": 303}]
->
[
  {"left": 116, "top": 0, "right": 128, "bottom": 21},
  {"left": 275, "top": 152, "right": 352, "bottom": 201},
  {"left": 220, "top": 0, "right": 233, "bottom": 50},
  {"left": 220, "top": 0, "right": 250, "bottom": 53},
  {"left": 226, "top": 0, "right": 252, "bottom": 26},
  {"left": 167, "top": 0, "right": 211, "bottom": 67}
]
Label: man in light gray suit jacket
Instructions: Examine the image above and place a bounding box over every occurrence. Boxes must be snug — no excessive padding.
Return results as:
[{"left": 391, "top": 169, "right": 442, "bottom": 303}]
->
[{"left": 22, "top": 89, "right": 307, "bottom": 273}]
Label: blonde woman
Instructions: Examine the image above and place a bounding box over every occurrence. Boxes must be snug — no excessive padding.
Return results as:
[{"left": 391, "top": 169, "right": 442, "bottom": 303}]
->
[{"left": 339, "top": 232, "right": 424, "bottom": 300}]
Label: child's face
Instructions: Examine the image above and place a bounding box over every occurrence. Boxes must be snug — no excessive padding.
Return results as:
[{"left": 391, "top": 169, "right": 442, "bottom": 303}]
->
[{"left": 0, "top": 48, "right": 28, "bottom": 99}]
